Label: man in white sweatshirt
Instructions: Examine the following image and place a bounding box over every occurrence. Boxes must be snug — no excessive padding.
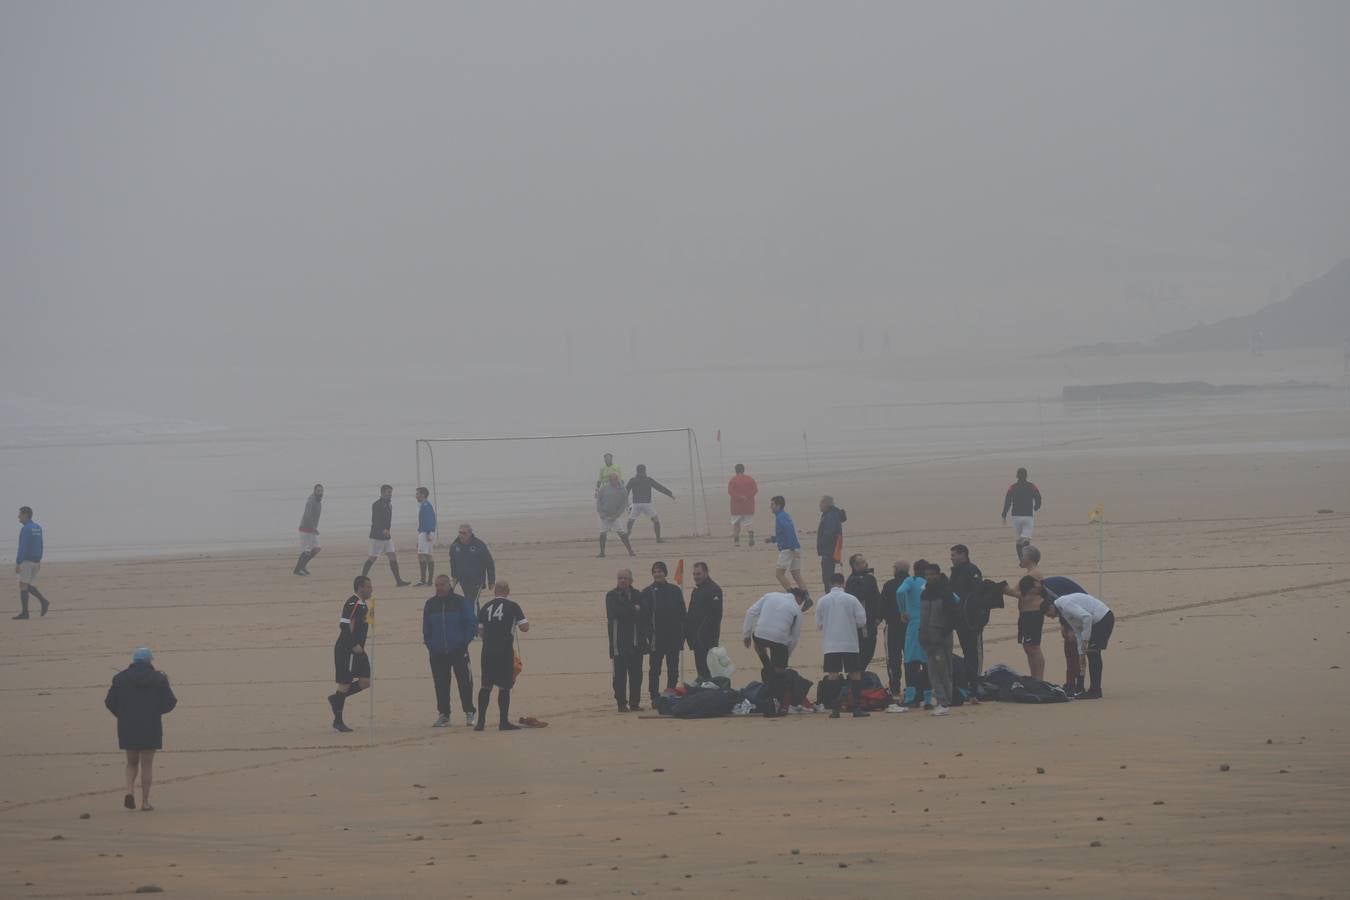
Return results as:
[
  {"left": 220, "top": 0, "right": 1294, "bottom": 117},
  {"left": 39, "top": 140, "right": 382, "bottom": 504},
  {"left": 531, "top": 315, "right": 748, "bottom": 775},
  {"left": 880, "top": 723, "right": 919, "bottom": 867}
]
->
[
  {"left": 742, "top": 587, "right": 811, "bottom": 717},
  {"left": 816, "top": 573, "right": 870, "bottom": 718},
  {"left": 1040, "top": 588, "right": 1115, "bottom": 700}
]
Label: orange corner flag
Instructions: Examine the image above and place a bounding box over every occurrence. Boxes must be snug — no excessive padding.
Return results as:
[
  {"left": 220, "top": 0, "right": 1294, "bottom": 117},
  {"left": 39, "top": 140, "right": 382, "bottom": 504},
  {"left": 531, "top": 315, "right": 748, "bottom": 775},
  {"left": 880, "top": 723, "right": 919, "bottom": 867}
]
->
[
  {"left": 673, "top": 559, "right": 685, "bottom": 586},
  {"left": 833, "top": 534, "right": 843, "bottom": 564}
]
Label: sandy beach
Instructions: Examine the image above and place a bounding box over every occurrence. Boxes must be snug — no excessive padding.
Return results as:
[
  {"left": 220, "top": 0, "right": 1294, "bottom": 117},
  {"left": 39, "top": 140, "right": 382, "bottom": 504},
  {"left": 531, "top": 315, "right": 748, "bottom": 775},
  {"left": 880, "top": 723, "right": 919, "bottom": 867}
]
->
[{"left": 2, "top": 426, "right": 1348, "bottom": 899}]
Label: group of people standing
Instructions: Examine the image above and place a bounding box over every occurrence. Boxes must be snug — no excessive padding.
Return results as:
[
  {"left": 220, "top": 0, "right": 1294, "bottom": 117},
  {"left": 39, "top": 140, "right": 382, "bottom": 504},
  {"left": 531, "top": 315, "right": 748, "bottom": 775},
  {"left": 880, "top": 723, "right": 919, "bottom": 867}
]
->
[
  {"left": 294, "top": 483, "right": 496, "bottom": 605},
  {"left": 605, "top": 560, "right": 724, "bottom": 711},
  {"left": 327, "top": 572, "right": 531, "bottom": 734},
  {"left": 738, "top": 538, "right": 1115, "bottom": 718}
]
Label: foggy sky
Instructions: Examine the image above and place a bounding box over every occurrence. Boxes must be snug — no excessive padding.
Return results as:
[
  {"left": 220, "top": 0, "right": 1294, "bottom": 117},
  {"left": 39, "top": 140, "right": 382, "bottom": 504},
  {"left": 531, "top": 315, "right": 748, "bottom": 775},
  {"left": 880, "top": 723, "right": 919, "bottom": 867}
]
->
[{"left": 4, "top": 1, "right": 1349, "bottom": 400}]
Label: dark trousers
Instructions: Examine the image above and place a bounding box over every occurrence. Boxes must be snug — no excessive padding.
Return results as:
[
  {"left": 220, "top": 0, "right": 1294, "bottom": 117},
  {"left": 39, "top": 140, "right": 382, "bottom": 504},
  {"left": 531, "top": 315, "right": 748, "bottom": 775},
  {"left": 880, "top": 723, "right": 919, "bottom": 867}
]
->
[
  {"left": 820, "top": 556, "right": 836, "bottom": 593},
  {"left": 955, "top": 625, "right": 984, "bottom": 696},
  {"left": 904, "top": 660, "right": 929, "bottom": 693},
  {"left": 648, "top": 648, "right": 680, "bottom": 699},
  {"left": 753, "top": 637, "right": 791, "bottom": 709},
  {"left": 691, "top": 645, "right": 711, "bottom": 682},
  {"left": 858, "top": 625, "right": 878, "bottom": 672},
  {"left": 884, "top": 622, "right": 904, "bottom": 694},
  {"left": 429, "top": 650, "right": 475, "bottom": 716},
  {"left": 461, "top": 582, "right": 484, "bottom": 617},
  {"left": 612, "top": 652, "right": 643, "bottom": 707}
]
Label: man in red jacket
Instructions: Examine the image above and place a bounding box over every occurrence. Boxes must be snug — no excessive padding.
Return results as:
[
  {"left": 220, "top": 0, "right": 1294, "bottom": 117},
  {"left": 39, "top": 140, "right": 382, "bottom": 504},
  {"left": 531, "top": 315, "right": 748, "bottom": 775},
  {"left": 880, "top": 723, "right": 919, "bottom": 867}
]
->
[{"left": 727, "top": 463, "right": 759, "bottom": 547}]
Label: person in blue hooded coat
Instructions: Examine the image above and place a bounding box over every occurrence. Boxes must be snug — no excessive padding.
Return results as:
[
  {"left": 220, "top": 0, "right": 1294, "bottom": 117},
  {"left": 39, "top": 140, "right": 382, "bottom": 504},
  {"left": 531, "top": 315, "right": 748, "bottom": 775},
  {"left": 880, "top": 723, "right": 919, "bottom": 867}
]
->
[{"left": 897, "top": 560, "right": 930, "bottom": 708}]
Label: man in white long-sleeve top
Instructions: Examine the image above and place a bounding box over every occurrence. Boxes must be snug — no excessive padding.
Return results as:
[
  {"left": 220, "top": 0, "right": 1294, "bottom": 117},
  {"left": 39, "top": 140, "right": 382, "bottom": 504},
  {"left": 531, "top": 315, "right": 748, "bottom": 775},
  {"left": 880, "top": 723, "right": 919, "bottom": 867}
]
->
[
  {"left": 1027, "top": 577, "right": 1115, "bottom": 700},
  {"left": 815, "top": 573, "right": 870, "bottom": 718},
  {"left": 742, "top": 587, "right": 811, "bottom": 717}
]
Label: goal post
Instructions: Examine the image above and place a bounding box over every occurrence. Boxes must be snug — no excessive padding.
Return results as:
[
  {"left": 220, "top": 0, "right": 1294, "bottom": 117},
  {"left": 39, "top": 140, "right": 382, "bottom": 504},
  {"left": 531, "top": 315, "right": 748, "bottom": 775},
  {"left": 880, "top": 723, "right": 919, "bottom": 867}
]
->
[{"left": 414, "top": 427, "right": 712, "bottom": 538}]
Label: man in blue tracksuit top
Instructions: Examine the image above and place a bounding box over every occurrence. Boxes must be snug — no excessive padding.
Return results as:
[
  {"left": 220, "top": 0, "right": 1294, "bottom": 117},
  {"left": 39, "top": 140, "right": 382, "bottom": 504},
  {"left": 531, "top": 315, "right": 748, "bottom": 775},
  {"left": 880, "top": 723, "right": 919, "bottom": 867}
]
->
[
  {"left": 14, "top": 506, "right": 48, "bottom": 620},
  {"left": 764, "top": 495, "right": 807, "bottom": 593},
  {"left": 422, "top": 574, "right": 478, "bottom": 727},
  {"left": 415, "top": 487, "right": 438, "bottom": 587}
]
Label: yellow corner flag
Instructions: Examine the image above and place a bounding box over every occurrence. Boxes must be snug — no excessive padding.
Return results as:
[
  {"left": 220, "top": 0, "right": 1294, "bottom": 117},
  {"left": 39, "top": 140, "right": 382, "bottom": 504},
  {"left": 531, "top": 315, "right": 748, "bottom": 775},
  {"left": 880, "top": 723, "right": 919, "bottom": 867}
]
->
[
  {"left": 366, "top": 598, "right": 376, "bottom": 628},
  {"left": 1088, "top": 503, "right": 1104, "bottom": 523}
]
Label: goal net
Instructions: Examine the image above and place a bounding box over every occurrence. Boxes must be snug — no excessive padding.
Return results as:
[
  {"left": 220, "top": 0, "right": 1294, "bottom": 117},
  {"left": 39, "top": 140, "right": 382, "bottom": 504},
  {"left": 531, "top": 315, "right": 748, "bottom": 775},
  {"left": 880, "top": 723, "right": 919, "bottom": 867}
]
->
[{"left": 414, "top": 428, "right": 711, "bottom": 543}]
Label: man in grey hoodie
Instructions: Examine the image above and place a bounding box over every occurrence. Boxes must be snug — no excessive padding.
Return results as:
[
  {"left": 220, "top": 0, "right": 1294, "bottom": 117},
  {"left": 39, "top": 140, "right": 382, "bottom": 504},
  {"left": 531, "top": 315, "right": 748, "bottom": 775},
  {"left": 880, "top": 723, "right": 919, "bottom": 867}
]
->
[
  {"left": 596, "top": 472, "right": 636, "bottom": 558},
  {"left": 294, "top": 484, "right": 323, "bottom": 576}
]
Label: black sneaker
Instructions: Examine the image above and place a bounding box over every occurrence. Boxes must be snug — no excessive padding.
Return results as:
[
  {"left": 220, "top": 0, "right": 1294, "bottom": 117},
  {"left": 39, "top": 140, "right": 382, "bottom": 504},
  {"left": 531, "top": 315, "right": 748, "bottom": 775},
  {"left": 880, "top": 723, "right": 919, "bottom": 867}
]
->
[
  {"left": 829, "top": 709, "right": 841, "bottom": 719},
  {"left": 1078, "top": 689, "right": 1103, "bottom": 700},
  {"left": 629, "top": 705, "right": 644, "bottom": 713},
  {"left": 473, "top": 719, "right": 486, "bottom": 732},
  {"left": 395, "top": 580, "right": 412, "bottom": 588},
  {"left": 852, "top": 710, "right": 871, "bottom": 718},
  {"left": 12, "top": 612, "right": 28, "bottom": 620},
  {"left": 499, "top": 721, "right": 522, "bottom": 731},
  {"left": 616, "top": 702, "right": 628, "bottom": 712},
  {"left": 333, "top": 719, "right": 353, "bottom": 733}
]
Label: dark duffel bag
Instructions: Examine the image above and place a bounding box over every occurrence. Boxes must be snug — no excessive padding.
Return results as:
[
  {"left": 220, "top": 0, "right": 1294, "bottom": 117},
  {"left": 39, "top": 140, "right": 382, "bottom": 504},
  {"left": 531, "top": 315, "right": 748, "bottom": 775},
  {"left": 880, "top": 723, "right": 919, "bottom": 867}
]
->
[{"left": 671, "top": 687, "right": 738, "bottom": 719}]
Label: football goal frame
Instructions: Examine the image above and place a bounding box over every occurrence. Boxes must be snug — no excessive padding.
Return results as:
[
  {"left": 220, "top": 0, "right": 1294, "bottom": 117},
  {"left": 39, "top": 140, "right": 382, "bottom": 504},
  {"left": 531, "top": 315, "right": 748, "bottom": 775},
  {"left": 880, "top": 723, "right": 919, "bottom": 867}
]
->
[{"left": 414, "top": 427, "right": 712, "bottom": 537}]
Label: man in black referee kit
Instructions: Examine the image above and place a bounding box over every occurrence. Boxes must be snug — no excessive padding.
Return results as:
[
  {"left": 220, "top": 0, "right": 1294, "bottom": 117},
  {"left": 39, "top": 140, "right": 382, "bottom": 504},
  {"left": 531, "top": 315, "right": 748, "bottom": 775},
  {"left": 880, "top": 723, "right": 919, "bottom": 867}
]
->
[
  {"left": 329, "top": 576, "right": 373, "bottom": 733},
  {"left": 475, "top": 581, "right": 530, "bottom": 732}
]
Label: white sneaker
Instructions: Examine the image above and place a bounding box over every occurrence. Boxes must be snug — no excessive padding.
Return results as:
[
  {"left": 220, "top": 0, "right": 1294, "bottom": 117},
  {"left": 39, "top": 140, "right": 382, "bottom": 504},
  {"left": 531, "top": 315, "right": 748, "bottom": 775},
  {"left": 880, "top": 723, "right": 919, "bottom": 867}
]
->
[
  {"left": 789, "top": 705, "right": 806, "bottom": 715},
  {"left": 885, "top": 704, "right": 906, "bottom": 713},
  {"left": 432, "top": 714, "right": 450, "bottom": 727},
  {"left": 466, "top": 712, "right": 477, "bottom": 727},
  {"left": 931, "top": 706, "right": 950, "bottom": 717}
]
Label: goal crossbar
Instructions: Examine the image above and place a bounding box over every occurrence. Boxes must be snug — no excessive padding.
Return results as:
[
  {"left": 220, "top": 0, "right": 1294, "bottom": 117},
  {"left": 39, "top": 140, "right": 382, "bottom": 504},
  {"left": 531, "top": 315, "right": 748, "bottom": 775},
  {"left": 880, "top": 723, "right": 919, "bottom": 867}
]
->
[{"left": 415, "top": 428, "right": 711, "bottom": 537}]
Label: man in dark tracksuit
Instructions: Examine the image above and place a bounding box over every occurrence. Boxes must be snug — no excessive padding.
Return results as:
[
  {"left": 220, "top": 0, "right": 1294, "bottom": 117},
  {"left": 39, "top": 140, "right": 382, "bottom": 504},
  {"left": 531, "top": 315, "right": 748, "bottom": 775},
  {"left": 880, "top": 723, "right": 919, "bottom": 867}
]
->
[
  {"left": 879, "top": 561, "right": 909, "bottom": 695},
  {"left": 644, "top": 561, "right": 687, "bottom": 705},
  {"left": 422, "top": 574, "right": 478, "bottom": 727},
  {"left": 685, "top": 562, "right": 723, "bottom": 682},
  {"left": 949, "top": 544, "right": 986, "bottom": 701},
  {"left": 816, "top": 496, "right": 847, "bottom": 592},
  {"left": 606, "top": 569, "right": 651, "bottom": 712},
  {"left": 449, "top": 523, "right": 495, "bottom": 616},
  {"left": 844, "top": 553, "right": 884, "bottom": 671}
]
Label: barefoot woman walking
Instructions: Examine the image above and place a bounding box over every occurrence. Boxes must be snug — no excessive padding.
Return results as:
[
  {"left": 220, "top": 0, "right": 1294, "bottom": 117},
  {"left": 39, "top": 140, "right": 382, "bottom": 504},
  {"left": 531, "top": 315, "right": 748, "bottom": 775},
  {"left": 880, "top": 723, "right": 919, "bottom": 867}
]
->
[{"left": 104, "top": 648, "right": 177, "bottom": 811}]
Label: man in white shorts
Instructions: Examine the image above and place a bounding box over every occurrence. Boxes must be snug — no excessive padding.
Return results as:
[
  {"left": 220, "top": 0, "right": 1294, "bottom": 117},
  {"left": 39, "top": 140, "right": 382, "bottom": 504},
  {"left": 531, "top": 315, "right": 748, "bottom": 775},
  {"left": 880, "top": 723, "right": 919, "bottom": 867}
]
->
[
  {"left": 14, "top": 506, "right": 48, "bottom": 619},
  {"left": 624, "top": 464, "right": 674, "bottom": 543},
  {"left": 362, "top": 484, "right": 411, "bottom": 587},
  {"left": 727, "top": 463, "right": 758, "bottom": 547},
  {"left": 294, "top": 484, "right": 323, "bottom": 576},
  {"left": 596, "top": 472, "right": 635, "bottom": 558},
  {"left": 1001, "top": 467, "right": 1043, "bottom": 564},
  {"left": 415, "top": 487, "right": 438, "bottom": 586},
  {"left": 764, "top": 495, "right": 807, "bottom": 592}
]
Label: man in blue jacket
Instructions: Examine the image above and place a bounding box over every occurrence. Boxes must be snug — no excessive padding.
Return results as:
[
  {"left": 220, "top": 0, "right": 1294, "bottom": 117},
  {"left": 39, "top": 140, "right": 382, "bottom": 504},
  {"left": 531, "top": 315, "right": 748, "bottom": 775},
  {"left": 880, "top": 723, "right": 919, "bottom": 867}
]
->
[
  {"left": 764, "top": 496, "right": 807, "bottom": 592},
  {"left": 415, "top": 487, "right": 438, "bottom": 586},
  {"left": 14, "top": 506, "right": 48, "bottom": 620},
  {"left": 423, "top": 574, "right": 478, "bottom": 727}
]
